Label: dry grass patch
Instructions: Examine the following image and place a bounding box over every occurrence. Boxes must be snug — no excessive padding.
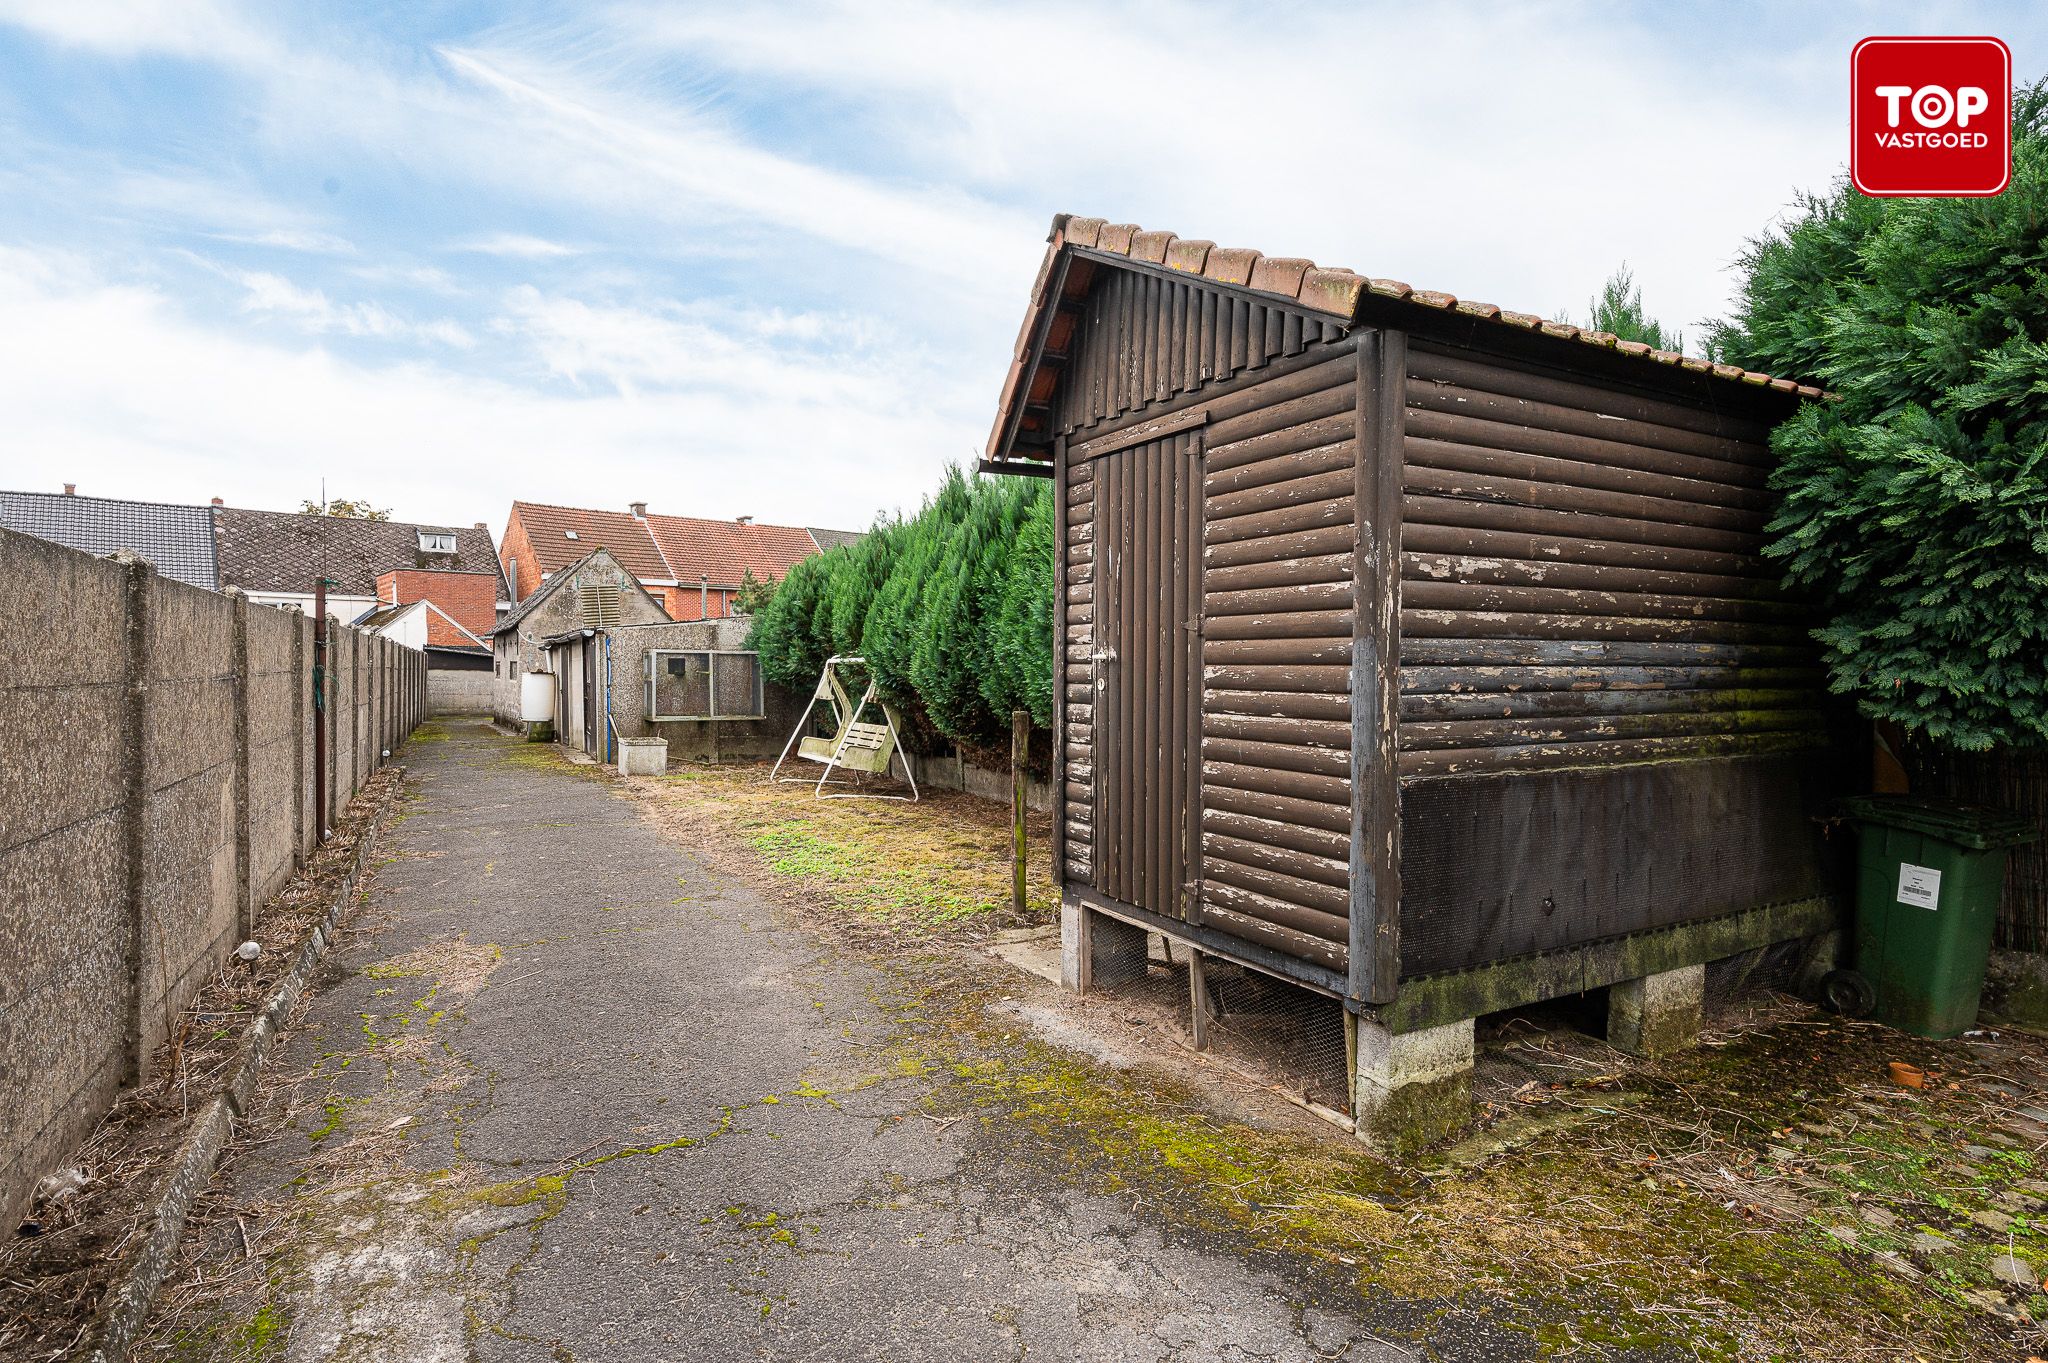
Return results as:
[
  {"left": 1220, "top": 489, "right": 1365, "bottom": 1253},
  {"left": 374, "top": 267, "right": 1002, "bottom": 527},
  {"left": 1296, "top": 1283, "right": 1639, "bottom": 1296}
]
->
[{"left": 622, "top": 761, "right": 1059, "bottom": 938}]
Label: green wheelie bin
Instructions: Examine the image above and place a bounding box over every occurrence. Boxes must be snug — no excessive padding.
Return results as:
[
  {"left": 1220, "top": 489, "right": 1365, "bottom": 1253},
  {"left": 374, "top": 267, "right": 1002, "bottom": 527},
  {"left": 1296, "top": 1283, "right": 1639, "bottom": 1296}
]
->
[{"left": 1833, "top": 795, "right": 2039, "bottom": 1039}]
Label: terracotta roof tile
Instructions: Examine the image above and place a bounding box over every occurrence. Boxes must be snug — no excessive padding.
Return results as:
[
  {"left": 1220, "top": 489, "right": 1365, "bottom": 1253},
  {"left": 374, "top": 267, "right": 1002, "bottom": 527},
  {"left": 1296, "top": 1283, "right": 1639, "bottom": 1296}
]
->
[
  {"left": 989, "top": 212, "right": 1823, "bottom": 463},
  {"left": 1202, "top": 247, "right": 1260, "bottom": 287},
  {"left": 1097, "top": 222, "right": 1139, "bottom": 253},
  {"left": 1296, "top": 268, "right": 1364, "bottom": 317},
  {"left": 644, "top": 513, "right": 826, "bottom": 589},
  {"left": 1130, "top": 229, "right": 1176, "bottom": 264},
  {"left": 507, "top": 501, "right": 669, "bottom": 580},
  {"left": 511, "top": 500, "right": 861, "bottom": 590},
  {"left": 1164, "top": 239, "right": 1213, "bottom": 273},
  {"left": 1247, "top": 257, "right": 1312, "bottom": 296}
]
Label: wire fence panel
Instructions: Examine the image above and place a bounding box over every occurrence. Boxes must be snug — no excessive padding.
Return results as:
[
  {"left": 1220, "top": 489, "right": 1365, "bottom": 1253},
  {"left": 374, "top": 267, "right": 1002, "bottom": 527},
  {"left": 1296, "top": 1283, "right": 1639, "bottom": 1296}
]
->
[{"left": 645, "top": 649, "right": 765, "bottom": 721}]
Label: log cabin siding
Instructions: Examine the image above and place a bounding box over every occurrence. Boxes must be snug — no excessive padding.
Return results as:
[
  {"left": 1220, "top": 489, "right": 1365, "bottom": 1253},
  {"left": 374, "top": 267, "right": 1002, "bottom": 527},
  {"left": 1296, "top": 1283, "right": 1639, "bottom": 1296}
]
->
[
  {"left": 1389, "top": 344, "right": 1844, "bottom": 978},
  {"left": 1197, "top": 348, "right": 1359, "bottom": 973},
  {"left": 1394, "top": 343, "right": 1830, "bottom": 778}
]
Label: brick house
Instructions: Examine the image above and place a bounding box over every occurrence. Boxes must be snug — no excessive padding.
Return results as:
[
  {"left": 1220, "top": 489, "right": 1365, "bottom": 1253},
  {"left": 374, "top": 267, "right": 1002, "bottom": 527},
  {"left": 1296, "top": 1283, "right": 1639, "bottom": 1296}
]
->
[
  {"left": 212, "top": 503, "right": 509, "bottom": 622},
  {"left": 370, "top": 568, "right": 501, "bottom": 647},
  {"left": 499, "top": 500, "right": 861, "bottom": 621}
]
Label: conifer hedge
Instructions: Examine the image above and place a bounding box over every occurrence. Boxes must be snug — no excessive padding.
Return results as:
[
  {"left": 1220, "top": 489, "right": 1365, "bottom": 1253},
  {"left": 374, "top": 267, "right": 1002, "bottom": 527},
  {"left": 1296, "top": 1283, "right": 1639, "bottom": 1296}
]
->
[
  {"left": 1707, "top": 79, "right": 2048, "bottom": 751},
  {"left": 747, "top": 468, "right": 1054, "bottom": 758}
]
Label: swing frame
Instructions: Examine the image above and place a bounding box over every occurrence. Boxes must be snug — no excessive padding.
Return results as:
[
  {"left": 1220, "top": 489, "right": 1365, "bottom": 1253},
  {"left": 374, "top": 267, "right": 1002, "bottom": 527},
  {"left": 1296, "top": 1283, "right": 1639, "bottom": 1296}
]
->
[{"left": 768, "top": 655, "right": 920, "bottom": 802}]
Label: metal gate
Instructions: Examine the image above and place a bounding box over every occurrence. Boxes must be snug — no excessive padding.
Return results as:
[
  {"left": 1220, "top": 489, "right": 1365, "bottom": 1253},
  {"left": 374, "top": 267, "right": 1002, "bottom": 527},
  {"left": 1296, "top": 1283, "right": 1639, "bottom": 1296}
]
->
[{"left": 1090, "top": 432, "right": 1203, "bottom": 920}]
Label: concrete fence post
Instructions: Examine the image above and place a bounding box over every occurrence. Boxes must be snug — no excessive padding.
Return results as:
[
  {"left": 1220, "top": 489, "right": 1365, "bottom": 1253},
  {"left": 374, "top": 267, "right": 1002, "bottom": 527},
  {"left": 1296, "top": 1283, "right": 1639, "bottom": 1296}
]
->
[
  {"left": 291, "top": 615, "right": 306, "bottom": 867},
  {"left": 114, "top": 553, "right": 154, "bottom": 1086},
  {"left": 351, "top": 629, "right": 362, "bottom": 791},
  {"left": 229, "top": 590, "right": 253, "bottom": 941}
]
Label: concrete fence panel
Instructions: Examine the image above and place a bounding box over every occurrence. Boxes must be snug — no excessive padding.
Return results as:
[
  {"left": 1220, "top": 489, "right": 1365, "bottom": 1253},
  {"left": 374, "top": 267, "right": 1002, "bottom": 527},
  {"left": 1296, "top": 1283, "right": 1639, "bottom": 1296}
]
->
[
  {"left": 0, "top": 531, "right": 135, "bottom": 1233},
  {"left": 0, "top": 526, "right": 419, "bottom": 1228}
]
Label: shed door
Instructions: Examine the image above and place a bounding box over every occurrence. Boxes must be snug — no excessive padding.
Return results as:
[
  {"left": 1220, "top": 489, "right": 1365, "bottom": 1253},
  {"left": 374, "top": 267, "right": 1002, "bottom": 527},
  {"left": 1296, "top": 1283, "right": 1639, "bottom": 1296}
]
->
[
  {"left": 1091, "top": 432, "right": 1202, "bottom": 920},
  {"left": 583, "top": 642, "right": 600, "bottom": 755}
]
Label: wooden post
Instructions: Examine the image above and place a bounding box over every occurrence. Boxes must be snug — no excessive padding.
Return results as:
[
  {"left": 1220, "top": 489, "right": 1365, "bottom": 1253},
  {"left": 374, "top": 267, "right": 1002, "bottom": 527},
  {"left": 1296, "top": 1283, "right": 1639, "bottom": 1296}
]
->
[
  {"left": 1189, "top": 949, "right": 1214, "bottom": 1051},
  {"left": 1011, "top": 709, "right": 1029, "bottom": 917}
]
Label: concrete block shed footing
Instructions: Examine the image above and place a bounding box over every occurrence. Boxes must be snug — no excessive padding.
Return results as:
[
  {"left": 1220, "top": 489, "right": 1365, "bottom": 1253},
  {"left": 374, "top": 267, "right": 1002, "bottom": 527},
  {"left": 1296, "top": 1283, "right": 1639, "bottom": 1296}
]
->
[
  {"left": 1349, "top": 1015, "right": 1475, "bottom": 1157},
  {"left": 1061, "top": 900, "right": 1150, "bottom": 994},
  {"left": 1607, "top": 962, "right": 1705, "bottom": 1058}
]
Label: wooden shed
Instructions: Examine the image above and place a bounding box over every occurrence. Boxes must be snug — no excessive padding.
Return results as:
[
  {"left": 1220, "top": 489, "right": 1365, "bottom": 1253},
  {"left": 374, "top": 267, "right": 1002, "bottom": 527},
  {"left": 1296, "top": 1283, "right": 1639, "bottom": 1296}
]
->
[{"left": 981, "top": 214, "right": 1853, "bottom": 1149}]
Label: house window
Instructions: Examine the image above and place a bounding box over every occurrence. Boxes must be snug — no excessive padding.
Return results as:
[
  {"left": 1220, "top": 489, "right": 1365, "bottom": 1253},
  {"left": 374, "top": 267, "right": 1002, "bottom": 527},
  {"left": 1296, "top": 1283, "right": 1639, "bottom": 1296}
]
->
[{"left": 419, "top": 531, "right": 457, "bottom": 554}]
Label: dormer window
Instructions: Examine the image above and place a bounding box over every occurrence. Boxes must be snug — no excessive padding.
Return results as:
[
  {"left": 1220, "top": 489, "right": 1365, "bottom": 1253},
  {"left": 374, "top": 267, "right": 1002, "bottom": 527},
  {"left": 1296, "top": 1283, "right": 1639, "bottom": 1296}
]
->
[{"left": 419, "top": 531, "right": 457, "bottom": 554}]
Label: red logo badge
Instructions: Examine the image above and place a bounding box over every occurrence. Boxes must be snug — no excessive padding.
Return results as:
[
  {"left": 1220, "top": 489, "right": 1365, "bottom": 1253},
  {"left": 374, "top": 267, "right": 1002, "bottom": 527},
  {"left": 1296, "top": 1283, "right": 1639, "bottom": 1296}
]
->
[{"left": 1852, "top": 37, "right": 2011, "bottom": 197}]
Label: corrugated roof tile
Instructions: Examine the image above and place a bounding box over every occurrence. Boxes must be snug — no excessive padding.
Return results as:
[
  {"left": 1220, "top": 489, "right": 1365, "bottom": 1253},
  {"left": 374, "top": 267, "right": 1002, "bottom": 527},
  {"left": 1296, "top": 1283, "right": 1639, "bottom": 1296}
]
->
[
  {"left": 1164, "top": 239, "right": 1213, "bottom": 273},
  {"left": 1202, "top": 247, "right": 1260, "bottom": 287},
  {"left": 1130, "top": 230, "right": 1176, "bottom": 264},
  {"left": 987, "top": 212, "right": 1824, "bottom": 463},
  {"left": 1096, "top": 222, "right": 1139, "bottom": 254},
  {"left": 1247, "top": 256, "right": 1312, "bottom": 297},
  {"left": 1064, "top": 217, "right": 1107, "bottom": 249},
  {"left": 1296, "top": 268, "right": 1364, "bottom": 317}
]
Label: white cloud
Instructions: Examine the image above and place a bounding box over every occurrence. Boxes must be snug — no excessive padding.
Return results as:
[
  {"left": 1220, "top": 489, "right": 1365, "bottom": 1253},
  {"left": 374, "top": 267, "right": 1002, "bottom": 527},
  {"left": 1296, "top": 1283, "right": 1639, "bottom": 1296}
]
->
[
  {"left": 0, "top": 0, "right": 270, "bottom": 61},
  {"left": 434, "top": 45, "right": 1040, "bottom": 293},
  {"left": 453, "top": 233, "right": 584, "bottom": 259},
  {"left": 0, "top": 244, "right": 963, "bottom": 529},
  {"left": 231, "top": 269, "right": 475, "bottom": 348}
]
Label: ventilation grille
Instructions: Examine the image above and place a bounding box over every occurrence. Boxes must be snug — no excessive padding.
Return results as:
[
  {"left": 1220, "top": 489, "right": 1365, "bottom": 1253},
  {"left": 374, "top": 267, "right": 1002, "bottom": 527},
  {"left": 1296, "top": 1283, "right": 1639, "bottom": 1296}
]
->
[{"left": 582, "top": 581, "right": 622, "bottom": 628}]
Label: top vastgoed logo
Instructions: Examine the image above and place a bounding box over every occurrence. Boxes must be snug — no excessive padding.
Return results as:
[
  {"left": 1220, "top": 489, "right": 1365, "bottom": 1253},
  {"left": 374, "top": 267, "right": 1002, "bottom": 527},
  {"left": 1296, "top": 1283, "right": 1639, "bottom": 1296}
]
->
[{"left": 1851, "top": 36, "right": 2011, "bottom": 197}]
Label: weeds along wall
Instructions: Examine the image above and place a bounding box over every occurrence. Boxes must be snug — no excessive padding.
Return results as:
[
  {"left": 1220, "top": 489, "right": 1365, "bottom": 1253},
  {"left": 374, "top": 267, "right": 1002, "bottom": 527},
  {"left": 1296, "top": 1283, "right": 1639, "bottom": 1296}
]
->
[
  {"left": 746, "top": 468, "right": 1054, "bottom": 764},
  {"left": 0, "top": 526, "right": 425, "bottom": 1228}
]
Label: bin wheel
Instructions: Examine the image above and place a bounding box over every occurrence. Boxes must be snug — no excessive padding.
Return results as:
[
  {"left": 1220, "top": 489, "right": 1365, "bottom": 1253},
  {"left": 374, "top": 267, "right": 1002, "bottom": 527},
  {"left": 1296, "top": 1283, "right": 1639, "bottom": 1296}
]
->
[{"left": 1819, "top": 968, "right": 1876, "bottom": 1019}]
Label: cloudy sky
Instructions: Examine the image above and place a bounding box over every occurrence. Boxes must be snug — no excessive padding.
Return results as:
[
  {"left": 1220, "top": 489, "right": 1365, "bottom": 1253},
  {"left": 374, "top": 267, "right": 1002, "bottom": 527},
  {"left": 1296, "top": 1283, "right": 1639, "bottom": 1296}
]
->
[{"left": 0, "top": 1, "right": 2039, "bottom": 535}]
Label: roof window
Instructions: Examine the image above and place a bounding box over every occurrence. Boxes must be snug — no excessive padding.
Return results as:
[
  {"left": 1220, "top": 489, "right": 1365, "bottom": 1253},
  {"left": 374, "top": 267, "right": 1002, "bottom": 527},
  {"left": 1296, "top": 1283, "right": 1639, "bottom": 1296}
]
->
[{"left": 564, "top": 529, "right": 580, "bottom": 540}]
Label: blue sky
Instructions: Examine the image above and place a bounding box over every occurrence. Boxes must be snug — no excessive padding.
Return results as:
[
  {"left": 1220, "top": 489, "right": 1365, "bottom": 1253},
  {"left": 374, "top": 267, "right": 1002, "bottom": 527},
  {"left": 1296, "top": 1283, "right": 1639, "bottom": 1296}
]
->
[{"left": 0, "top": 1, "right": 2040, "bottom": 534}]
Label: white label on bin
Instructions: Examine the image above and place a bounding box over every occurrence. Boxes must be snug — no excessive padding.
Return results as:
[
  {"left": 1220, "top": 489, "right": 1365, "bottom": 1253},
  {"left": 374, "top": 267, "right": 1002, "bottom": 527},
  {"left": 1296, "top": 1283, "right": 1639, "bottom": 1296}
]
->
[{"left": 1897, "top": 863, "right": 1942, "bottom": 911}]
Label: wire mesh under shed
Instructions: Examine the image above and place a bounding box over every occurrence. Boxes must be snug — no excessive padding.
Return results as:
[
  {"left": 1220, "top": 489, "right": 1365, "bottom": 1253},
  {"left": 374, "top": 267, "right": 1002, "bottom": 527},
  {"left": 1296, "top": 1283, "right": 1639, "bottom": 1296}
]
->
[{"left": 982, "top": 213, "right": 1857, "bottom": 1152}]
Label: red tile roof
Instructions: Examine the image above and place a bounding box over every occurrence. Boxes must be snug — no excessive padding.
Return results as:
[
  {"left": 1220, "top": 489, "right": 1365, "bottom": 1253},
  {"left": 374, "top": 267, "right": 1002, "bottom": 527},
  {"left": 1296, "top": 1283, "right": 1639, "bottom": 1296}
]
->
[
  {"left": 988, "top": 213, "right": 1825, "bottom": 463},
  {"left": 644, "top": 514, "right": 821, "bottom": 589},
  {"left": 507, "top": 501, "right": 860, "bottom": 590},
  {"left": 507, "top": 501, "right": 672, "bottom": 581}
]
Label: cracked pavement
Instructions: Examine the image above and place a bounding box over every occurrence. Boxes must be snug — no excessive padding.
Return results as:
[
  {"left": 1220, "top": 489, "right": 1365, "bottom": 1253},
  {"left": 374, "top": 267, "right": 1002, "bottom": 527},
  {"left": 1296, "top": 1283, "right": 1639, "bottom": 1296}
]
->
[{"left": 186, "top": 720, "right": 1531, "bottom": 1362}]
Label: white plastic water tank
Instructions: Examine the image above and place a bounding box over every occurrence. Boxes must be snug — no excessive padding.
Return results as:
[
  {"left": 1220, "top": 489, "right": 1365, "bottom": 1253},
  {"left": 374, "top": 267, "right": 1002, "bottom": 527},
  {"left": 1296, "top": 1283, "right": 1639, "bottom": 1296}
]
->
[{"left": 519, "top": 670, "right": 556, "bottom": 723}]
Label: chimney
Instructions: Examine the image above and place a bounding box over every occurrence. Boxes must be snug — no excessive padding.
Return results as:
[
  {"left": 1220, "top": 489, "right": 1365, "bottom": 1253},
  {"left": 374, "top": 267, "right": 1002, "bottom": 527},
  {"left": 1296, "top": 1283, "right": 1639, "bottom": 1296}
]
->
[
  {"left": 474, "top": 521, "right": 487, "bottom": 530},
  {"left": 629, "top": 501, "right": 648, "bottom": 519},
  {"left": 735, "top": 515, "right": 753, "bottom": 525},
  {"left": 62, "top": 483, "right": 75, "bottom": 496},
  {"left": 211, "top": 497, "right": 224, "bottom": 507}
]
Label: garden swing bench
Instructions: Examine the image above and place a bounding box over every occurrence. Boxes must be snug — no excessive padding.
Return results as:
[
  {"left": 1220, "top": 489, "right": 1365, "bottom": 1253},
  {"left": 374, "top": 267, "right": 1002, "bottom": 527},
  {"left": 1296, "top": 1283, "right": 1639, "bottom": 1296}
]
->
[{"left": 769, "top": 655, "right": 920, "bottom": 802}]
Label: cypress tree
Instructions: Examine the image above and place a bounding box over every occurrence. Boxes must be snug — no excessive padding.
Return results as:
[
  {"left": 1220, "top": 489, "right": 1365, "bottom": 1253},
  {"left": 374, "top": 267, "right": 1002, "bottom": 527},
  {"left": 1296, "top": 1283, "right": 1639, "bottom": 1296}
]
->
[{"left": 1707, "top": 79, "right": 2048, "bottom": 751}]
